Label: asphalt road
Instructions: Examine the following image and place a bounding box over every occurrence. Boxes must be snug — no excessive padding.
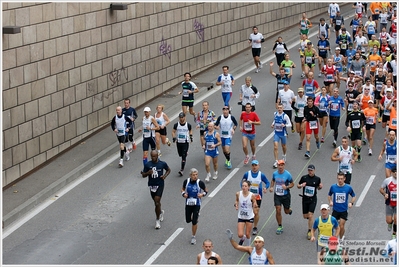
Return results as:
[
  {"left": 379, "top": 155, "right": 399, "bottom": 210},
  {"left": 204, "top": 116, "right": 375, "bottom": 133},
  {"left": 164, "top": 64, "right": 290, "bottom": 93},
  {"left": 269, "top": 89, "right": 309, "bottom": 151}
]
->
[{"left": 3, "top": 6, "right": 394, "bottom": 265}]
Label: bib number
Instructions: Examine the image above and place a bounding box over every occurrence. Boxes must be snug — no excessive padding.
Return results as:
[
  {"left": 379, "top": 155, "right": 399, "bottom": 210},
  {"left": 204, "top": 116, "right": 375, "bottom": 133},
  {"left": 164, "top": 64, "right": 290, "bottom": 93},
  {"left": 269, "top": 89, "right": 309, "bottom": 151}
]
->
[
  {"left": 309, "top": 121, "right": 318, "bottom": 129},
  {"left": 186, "top": 197, "right": 197, "bottom": 206},
  {"left": 335, "top": 192, "right": 346, "bottom": 204},
  {"left": 275, "top": 185, "right": 284, "bottom": 196},
  {"left": 244, "top": 122, "right": 252, "bottom": 131},
  {"left": 183, "top": 89, "right": 189, "bottom": 97},
  {"left": 304, "top": 186, "right": 315, "bottom": 197},
  {"left": 366, "top": 116, "right": 374, "bottom": 125},
  {"left": 351, "top": 120, "right": 360, "bottom": 129},
  {"left": 150, "top": 186, "right": 159, "bottom": 192}
]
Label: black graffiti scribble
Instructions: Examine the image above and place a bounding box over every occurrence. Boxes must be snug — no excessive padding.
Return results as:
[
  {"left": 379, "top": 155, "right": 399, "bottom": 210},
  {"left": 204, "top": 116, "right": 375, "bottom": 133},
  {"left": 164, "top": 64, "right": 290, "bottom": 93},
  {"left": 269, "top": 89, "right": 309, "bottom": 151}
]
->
[
  {"left": 93, "top": 87, "right": 120, "bottom": 103},
  {"left": 159, "top": 36, "right": 172, "bottom": 59},
  {"left": 109, "top": 67, "right": 128, "bottom": 87},
  {"left": 193, "top": 19, "right": 205, "bottom": 42}
]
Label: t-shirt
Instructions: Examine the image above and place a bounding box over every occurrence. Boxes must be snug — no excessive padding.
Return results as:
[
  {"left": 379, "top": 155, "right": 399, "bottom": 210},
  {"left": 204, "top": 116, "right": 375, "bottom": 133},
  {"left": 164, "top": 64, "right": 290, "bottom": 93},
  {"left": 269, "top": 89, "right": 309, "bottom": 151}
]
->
[
  {"left": 143, "top": 160, "right": 170, "bottom": 187},
  {"left": 240, "top": 111, "right": 260, "bottom": 134},
  {"left": 328, "top": 184, "right": 356, "bottom": 212}
]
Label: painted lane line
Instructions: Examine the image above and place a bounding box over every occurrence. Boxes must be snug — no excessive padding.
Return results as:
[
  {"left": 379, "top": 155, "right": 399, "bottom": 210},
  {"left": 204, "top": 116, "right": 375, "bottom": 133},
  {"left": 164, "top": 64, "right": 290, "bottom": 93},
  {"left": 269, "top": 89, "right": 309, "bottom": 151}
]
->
[
  {"left": 258, "top": 132, "right": 274, "bottom": 147},
  {"left": 208, "top": 168, "right": 240, "bottom": 198},
  {"left": 143, "top": 227, "right": 184, "bottom": 265},
  {"left": 355, "top": 175, "right": 375, "bottom": 207}
]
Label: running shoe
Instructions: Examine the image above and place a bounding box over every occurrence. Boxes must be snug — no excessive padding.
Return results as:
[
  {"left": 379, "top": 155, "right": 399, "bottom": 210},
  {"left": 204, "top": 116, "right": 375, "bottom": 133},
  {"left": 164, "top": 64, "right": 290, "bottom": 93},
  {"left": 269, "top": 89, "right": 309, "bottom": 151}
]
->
[
  {"left": 333, "top": 140, "right": 337, "bottom": 148},
  {"left": 378, "top": 117, "right": 382, "bottom": 123},
  {"left": 301, "top": 73, "right": 305, "bottom": 78},
  {"left": 252, "top": 155, "right": 256, "bottom": 160},
  {"left": 291, "top": 128, "right": 295, "bottom": 133},
  {"left": 205, "top": 173, "right": 211, "bottom": 182},
  {"left": 304, "top": 151, "right": 310, "bottom": 158},
  {"left": 252, "top": 227, "right": 258, "bottom": 235},
  {"left": 307, "top": 230, "right": 311, "bottom": 240},
  {"left": 166, "top": 138, "right": 171, "bottom": 146},
  {"left": 155, "top": 220, "right": 161, "bottom": 229},
  {"left": 158, "top": 151, "right": 162, "bottom": 157},
  {"left": 133, "top": 142, "right": 137, "bottom": 150},
  {"left": 316, "top": 141, "right": 320, "bottom": 149},
  {"left": 388, "top": 223, "right": 393, "bottom": 232},
  {"left": 368, "top": 148, "right": 372, "bottom": 156},
  {"left": 178, "top": 170, "right": 184, "bottom": 177},
  {"left": 244, "top": 155, "right": 250, "bottom": 165},
  {"left": 259, "top": 62, "right": 263, "bottom": 69},
  {"left": 282, "top": 155, "right": 287, "bottom": 163},
  {"left": 321, "top": 137, "right": 324, "bottom": 143},
  {"left": 191, "top": 236, "right": 196, "bottom": 245},
  {"left": 226, "top": 161, "right": 232, "bottom": 170},
  {"left": 225, "top": 159, "right": 228, "bottom": 167},
  {"left": 362, "top": 138, "right": 367, "bottom": 145},
  {"left": 125, "top": 153, "right": 130, "bottom": 161},
  {"left": 213, "top": 171, "right": 218, "bottom": 180},
  {"left": 273, "top": 160, "right": 278, "bottom": 168},
  {"left": 238, "top": 238, "right": 245, "bottom": 245},
  {"left": 119, "top": 158, "right": 124, "bottom": 167},
  {"left": 255, "top": 68, "right": 259, "bottom": 73},
  {"left": 298, "top": 142, "right": 303, "bottom": 150},
  {"left": 276, "top": 226, "right": 283, "bottom": 235},
  {"left": 288, "top": 208, "right": 292, "bottom": 215},
  {"left": 357, "top": 154, "right": 362, "bottom": 162},
  {"left": 159, "top": 210, "right": 164, "bottom": 222},
  {"left": 318, "top": 73, "right": 322, "bottom": 77}
]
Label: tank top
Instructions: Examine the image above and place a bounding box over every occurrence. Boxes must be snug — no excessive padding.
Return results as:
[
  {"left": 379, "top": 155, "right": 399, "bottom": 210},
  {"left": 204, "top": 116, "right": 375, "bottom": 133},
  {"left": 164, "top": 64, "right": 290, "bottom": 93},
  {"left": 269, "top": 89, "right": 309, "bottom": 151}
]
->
[
  {"left": 185, "top": 178, "right": 202, "bottom": 206},
  {"left": 323, "top": 65, "right": 336, "bottom": 82},
  {"left": 304, "top": 49, "right": 314, "bottom": 64},
  {"left": 199, "top": 252, "right": 216, "bottom": 265},
  {"left": 360, "top": 94, "right": 372, "bottom": 110},
  {"left": 389, "top": 107, "right": 397, "bottom": 130},
  {"left": 385, "top": 140, "right": 397, "bottom": 164},
  {"left": 142, "top": 115, "right": 155, "bottom": 138},
  {"left": 304, "top": 79, "right": 316, "bottom": 98},
  {"left": 337, "top": 146, "right": 353, "bottom": 174},
  {"left": 155, "top": 112, "right": 166, "bottom": 127},
  {"left": 383, "top": 96, "right": 394, "bottom": 116},
  {"left": 115, "top": 115, "right": 127, "bottom": 137},
  {"left": 249, "top": 248, "right": 269, "bottom": 265},
  {"left": 295, "top": 95, "right": 307, "bottom": 117},
  {"left": 219, "top": 115, "right": 234, "bottom": 138},
  {"left": 204, "top": 131, "right": 218, "bottom": 154},
  {"left": 273, "top": 112, "right": 287, "bottom": 135},
  {"left": 246, "top": 171, "right": 263, "bottom": 195},
  {"left": 238, "top": 191, "right": 254, "bottom": 220},
  {"left": 176, "top": 122, "right": 190, "bottom": 143},
  {"left": 317, "top": 215, "right": 334, "bottom": 247}
]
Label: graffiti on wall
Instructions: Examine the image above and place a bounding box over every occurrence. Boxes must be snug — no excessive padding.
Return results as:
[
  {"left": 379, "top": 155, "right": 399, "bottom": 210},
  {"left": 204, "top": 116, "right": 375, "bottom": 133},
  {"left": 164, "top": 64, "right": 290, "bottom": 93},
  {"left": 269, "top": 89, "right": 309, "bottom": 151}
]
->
[
  {"left": 159, "top": 36, "right": 172, "bottom": 59},
  {"left": 109, "top": 67, "right": 128, "bottom": 87},
  {"left": 193, "top": 19, "right": 205, "bottom": 42}
]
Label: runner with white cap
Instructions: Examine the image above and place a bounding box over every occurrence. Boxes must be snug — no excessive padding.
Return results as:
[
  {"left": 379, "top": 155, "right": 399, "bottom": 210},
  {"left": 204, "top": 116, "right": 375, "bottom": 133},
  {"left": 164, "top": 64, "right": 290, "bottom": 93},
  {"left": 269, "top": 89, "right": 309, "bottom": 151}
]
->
[{"left": 138, "top": 107, "right": 160, "bottom": 167}]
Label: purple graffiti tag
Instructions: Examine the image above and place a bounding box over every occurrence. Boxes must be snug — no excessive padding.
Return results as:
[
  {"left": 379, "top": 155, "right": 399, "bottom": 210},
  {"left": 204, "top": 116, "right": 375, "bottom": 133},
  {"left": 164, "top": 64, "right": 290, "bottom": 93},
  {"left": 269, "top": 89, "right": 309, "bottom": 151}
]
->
[
  {"left": 159, "top": 36, "right": 172, "bottom": 59},
  {"left": 193, "top": 19, "right": 205, "bottom": 42}
]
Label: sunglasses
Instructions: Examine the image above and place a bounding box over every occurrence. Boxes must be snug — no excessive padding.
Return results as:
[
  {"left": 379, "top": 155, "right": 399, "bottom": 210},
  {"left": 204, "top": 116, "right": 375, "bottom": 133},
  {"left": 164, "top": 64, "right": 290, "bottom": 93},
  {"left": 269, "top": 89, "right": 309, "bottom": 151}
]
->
[
  {"left": 222, "top": 108, "right": 229, "bottom": 110},
  {"left": 364, "top": 89, "right": 370, "bottom": 90}
]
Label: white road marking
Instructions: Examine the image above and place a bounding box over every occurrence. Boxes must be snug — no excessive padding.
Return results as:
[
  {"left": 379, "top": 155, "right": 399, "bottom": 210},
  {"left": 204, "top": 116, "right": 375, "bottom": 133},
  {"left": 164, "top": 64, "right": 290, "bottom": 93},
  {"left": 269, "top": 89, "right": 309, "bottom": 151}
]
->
[
  {"left": 258, "top": 132, "right": 274, "bottom": 147},
  {"left": 143, "top": 227, "right": 184, "bottom": 265},
  {"left": 355, "top": 175, "right": 376, "bottom": 207},
  {"left": 208, "top": 168, "right": 239, "bottom": 198}
]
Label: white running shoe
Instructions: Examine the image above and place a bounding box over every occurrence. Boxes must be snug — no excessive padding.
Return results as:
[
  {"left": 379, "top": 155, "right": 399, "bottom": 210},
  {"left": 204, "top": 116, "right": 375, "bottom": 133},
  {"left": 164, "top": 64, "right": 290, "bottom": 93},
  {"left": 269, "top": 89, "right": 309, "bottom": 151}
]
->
[
  {"left": 255, "top": 68, "right": 259, "bottom": 73},
  {"left": 159, "top": 210, "right": 164, "bottom": 222},
  {"left": 119, "top": 158, "right": 124, "bottom": 167},
  {"left": 368, "top": 148, "right": 372, "bottom": 156},
  {"left": 273, "top": 160, "right": 278, "bottom": 168},
  {"left": 318, "top": 73, "right": 322, "bottom": 77},
  {"left": 125, "top": 153, "right": 130, "bottom": 161},
  {"left": 205, "top": 173, "right": 211, "bottom": 182},
  {"left": 282, "top": 155, "right": 286, "bottom": 163},
  {"left": 213, "top": 171, "right": 218, "bottom": 180},
  {"left": 259, "top": 62, "right": 263, "bottom": 69},
  {"left": 191, "top": 236, "right": 196, "bottom": 245},
  {"left": 155, "top": 220, "right": 161, "bottom": 229}
]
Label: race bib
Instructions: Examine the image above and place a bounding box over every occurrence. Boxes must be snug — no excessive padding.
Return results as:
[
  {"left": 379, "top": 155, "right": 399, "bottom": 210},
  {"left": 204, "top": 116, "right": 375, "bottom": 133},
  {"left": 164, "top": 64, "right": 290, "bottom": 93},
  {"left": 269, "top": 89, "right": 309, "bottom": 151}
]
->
[
  {"left": 309, "top": 120, "right": 318, "bottom": 129},
  {"left": 390, "top": 191, "right": 397, "bottom": 202},
  {"left": 186, "top": 197, "right": 197, "bottom": 206},
  {"left": 388, "top": 155, "right": 397, "bottom": 163},
  {"left": 351, "top": 119, "right": 361, "bottom": 129},
  {"left": 183, "top": 89, "right": 189, "bottom": 97},
  {"left": 355, "top": 70, "right": 362, "bottom": 76},
  {"left": 331, "top": 103, "right": 339, "bottom": 111},
  {"left": 335, "top": 192, "right": 346, "bottom": 203},
  {"left": 336, "top": 19, "right": 342, "bottom": 25},
  {"left": 244, "top": 122, "right": 252, "bottom": 131},
  {"left": 117, "top": 128, "right": 124, "bottom": 134},
  {"left": 341, "top": 43, "right": 347, "bottom": 50},
  {"left": 275, "top": 185, "right": 284, "bottom": 196},
  {"left": 391, "top": 118, "right": 397, "bottom": 127},
  {"left": 376, "top": 84, "right": 383, "bottom": 91},
  {"left": 275, "top": 124, "right": 283, "bottom": 132},
  {"left": 206, "top": 142, "right": 215, "bottom": 150},
  {"left": 178, "top": 134, "right": 186, "bottom": 139},
  {"left": 304, "top": 186, "right": 315, "bottom": 197},
  {"left": 347, "top": 103, "right": 353, "bottom": 111},
  {"left": 318, "top": 235, "right": 330, "bottom": 247},
  {"left": 366, "top": 116, "right": 374, "bottom": 124},
  {"left": 370, "top": 61, "right": 376, "bottom": 67},
  {"left": 250, "top": 185, "right": 259, "bottom": 195},
  {"left": 221, "top": 130, "right": 229, "bottom": 135},
  {"left": 240, "top": 210, "right": 249, "bottom": 217},
  {"left": 339, "top": 163, "right": 349, "bottom": 172},
  {"left": 150, "top": 186, "right": 159, "bottom": 192},
  {"left": 393, "top": 33, "right": 397, "bottom": 38},
  {"left": 326, "top": 74, "right": 334, "bottom": 80},
  {"left": 306, "top": 56, "right": 312, "bottom": 63}
]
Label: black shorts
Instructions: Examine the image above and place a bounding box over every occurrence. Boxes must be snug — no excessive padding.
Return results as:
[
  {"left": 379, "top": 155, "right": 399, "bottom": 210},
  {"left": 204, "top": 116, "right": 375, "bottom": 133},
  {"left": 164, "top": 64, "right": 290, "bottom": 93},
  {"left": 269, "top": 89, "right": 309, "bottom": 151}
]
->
[
  {"left": 150, "top": 184, "right": 164, "bottom": 199},
  {"left": 335, "top": 25, "right": 342, "bottom": 32},
  {"left": 319, "top": 53, "right": 328, "bottom": 59},
  {"left": 350, "top": 131, "right": 362, "bottom": 141},
  {"left": 155, "top": 127, "right": 167, "bottom": 136},
  {"left": 365, "top": 124, "right": 376, "bottom": 130},
  {"left": 295, "top": 116, "right": 304, "bottom": 123},
  {"left": 343, "top": 172, "right": 352, "bottom": 184},
  {"left": 116, "top": 135, "right": 126, "bottom": 144},
  {"left": 199, "top": 129, "right": 205, "bottom": 136},
  {"left": 252, "top": 48, "right": 261, "bottom": 57},
  {"left": 372, "top": 14, "right": 379, "bottom": 21},
  {"left": 256, "top": 199, "right": 262, "bottom": 208},
  {"left": 374, "top": 92, "right": 382, "bottom": 100},
  {"left": 302, "top": 198, "right": 317, "bottom": 214},
  {"left": 324, "top": 81, "right": 335, "bottom": 86},
  {"left": 124, "top": 128, "right": 134, "bottom": 142},
  {"left": 382, "top": 114, "right": 390, "bottom": 123},
  {"left": 182, "top": 101, "right": 194, "bottom": 107},
  {"left": 340, "top": 49, "right": 347, "bottom": 56},
  {"left": 393, "top": 76, "right": 397, "bottom": 84},
  {"left": 241, "top": 105, "right": 255, "bottom": 112},
  {"left": 318, "top": 111, "right": 329, "bottom": 118},
  {"left": 143, "top": 136, "right": 156, "bottom": 151},
  {"left": 177, "top": 142, "right": 189, "bottom": 158},
  {"left": 332, "top": 210, "right": 348, "bottom": 221},
  {"left": 274, "top": 193, "right": 291, "bottom": 209},
  {"left": 238, "top": 217, "right": 254, "bottom": 223},
  {"left": 185, "top": 205, "right": 200, "bottom": 225}
]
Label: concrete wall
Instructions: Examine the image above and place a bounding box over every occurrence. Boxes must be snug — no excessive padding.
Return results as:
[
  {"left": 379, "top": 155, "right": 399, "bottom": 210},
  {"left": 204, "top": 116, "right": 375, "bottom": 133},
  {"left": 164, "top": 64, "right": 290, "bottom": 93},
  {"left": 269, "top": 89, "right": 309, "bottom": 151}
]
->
[{"left": 2, "top": 2, "right": 327, "bottom": 186}]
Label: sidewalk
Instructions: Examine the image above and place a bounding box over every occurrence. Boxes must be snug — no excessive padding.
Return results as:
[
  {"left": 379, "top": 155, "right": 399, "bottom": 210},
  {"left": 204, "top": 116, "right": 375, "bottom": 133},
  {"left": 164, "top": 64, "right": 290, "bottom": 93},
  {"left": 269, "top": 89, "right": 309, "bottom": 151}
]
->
[{"left": 2, "top": 4, "right": 353, "bottom": 229}]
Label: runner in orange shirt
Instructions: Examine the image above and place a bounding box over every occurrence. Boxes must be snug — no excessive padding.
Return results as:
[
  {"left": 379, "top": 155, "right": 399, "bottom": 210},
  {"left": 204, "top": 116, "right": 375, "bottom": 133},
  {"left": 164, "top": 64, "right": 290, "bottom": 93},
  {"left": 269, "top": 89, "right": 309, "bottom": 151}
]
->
[
  {"left": 362, "top": 100, "right": 379, "bottom": 155},
  {"left": 368, "top": 47, "right": 382, "bottom": 84},
  {"left": 370, "top": 2, "right": 382, "bottom": 30}
]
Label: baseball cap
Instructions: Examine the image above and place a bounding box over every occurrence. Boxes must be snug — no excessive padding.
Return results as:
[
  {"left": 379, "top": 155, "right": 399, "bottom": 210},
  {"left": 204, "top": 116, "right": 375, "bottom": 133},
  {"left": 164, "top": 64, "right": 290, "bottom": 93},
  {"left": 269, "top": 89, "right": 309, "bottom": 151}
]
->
[
  {"left": 320, "top": 204, "right": 330, "bottom": 210},
  {"left": 368, "top": 100, "right": 374, "bottom": 103},
  {"left": 307, "top": 41, "right": 312, "bottom": 45},
  {"left": 178, "top": 112, "right": 186, "bottom": 118},
  {"left": 254, "top": 236, "right": 264, "bottom": 242},
  {"left": 328, "top": 236, "right": 339, "bottom": 250},
  {"left": 350, "top": 70, "right": 355, "bottom": 74},
  {"left": 143, "top": 107, "right": 151, "bottom": 112},
  {"left": 308, "top": 164, "right": 315, "bottom": 170},
  {"left": 251, "top": 160, "right": 259, "bottom": 165},
  {"left": 341, "top": 27, "right": 346, "bottom": 31},
  {"left": 298, "top": 88, "right": 304, "bottom": 93},
  {"left": 335, "top": 47, "right": 341, "bottom": 50},
  {"left": 277, "top": 159, "right": 285, "bottom": 165},
  {"left": 386, "top": 88, "right": 393, "bottom": 93},
  {"left": 386, "top": 48, "right": 391, "bottom": 51}
]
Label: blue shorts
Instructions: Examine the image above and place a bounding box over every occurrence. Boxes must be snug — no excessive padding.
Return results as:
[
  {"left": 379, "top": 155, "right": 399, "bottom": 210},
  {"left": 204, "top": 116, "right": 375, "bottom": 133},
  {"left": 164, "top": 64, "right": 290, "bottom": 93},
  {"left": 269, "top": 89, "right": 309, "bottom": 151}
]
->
[
  {"left": 221, "top": 137, "right": 232, "bottom": 147},
  {"left": 242, "top": 132, "right": 256, "bottom": 141},
  {"left": 274, "top": 133, "right": 287, "bottom": 144},
  {"left": 385, "top": 162, "right": 397, "bottom": 170},
  {"left": 143, "top": 136, "right": 156, "bottom": 151},
  {"left": 205, "top": 149, "right": 219, "bottom": 158},
  {"left": 222, "top": 92, "right": 232, "bottom": 106},
  {"left": 330, "top": 15, "right": 335, "bottom": 19}
]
